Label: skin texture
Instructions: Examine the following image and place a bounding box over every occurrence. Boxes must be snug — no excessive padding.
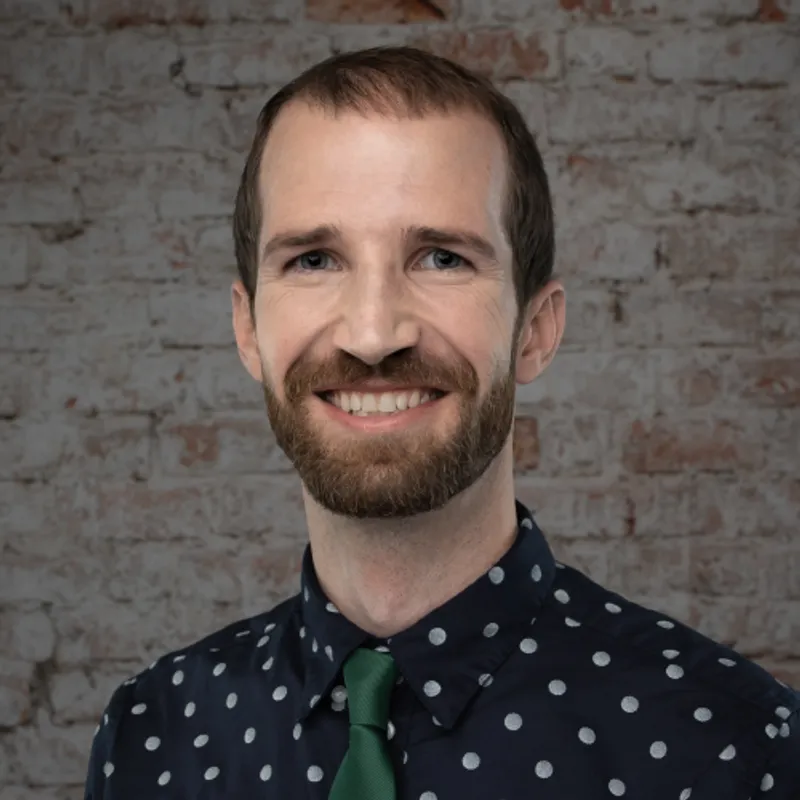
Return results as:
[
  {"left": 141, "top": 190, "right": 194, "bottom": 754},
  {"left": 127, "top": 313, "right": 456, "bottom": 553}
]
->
[{"left": 232, "top": 101, "right": 566, "bottom": 637}]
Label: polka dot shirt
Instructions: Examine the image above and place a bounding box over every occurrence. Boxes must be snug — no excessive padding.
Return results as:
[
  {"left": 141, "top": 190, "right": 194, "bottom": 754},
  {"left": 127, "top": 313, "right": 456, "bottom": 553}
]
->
[{"left": 84, "top": 502, "right": 800, "bottom": 799}]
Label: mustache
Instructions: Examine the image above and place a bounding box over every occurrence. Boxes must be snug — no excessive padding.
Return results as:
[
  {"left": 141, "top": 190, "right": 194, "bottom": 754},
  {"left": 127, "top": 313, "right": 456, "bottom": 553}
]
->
[{"left": 283, "top": 349, "right": 479, "bottom": 399}]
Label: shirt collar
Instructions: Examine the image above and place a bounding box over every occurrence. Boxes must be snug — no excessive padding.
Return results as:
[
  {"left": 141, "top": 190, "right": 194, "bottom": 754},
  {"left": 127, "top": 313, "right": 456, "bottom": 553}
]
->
[{"left": 294, "top": 500, "right": 557, "bottom": 729}]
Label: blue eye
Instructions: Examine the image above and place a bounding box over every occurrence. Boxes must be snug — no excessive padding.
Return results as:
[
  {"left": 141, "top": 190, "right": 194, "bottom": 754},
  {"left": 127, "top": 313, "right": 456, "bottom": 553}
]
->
[
  {"left": 421, "top": 249, "right": 467, "bottom": 270},
  {"left": 286, "top": 251, "right": 331, "bottom": 272}
]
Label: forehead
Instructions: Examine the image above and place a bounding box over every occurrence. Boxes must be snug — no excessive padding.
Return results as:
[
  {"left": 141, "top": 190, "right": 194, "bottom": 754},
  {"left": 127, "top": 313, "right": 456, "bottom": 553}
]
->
[{"left": 257, "top": 101, "right": 509, "bottom": 241}]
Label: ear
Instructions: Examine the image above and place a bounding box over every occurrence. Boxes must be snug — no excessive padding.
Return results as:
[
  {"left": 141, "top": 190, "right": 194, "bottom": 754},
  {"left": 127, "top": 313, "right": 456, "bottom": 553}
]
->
[
  {"left": 515, "top": 280, "right": 566, "bottom": 385},
  {"left": 231, "top": 281, "right": 264, "bottom": 383}
]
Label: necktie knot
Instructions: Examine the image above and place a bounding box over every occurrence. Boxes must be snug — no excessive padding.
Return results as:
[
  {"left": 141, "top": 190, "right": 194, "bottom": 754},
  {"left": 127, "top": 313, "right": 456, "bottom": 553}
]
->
[{"left": 343, "top": 648, "right": 397, "bottom": 731}]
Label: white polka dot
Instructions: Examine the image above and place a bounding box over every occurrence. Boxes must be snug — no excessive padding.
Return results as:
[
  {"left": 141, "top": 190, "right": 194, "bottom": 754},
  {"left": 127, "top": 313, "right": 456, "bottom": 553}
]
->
[
  {"left": 184, "top": 701, "right": 195, "bottom": 717},
  {"left": 761, "top": 773, "right": 774, "bottom": 791},
  {"left": 273, "top": 685, "right": 287, "bottom": 701},
  {"left": 504, "top": 713, "right": 523, "bottom": 731},
  {"left": 621, "top": 695, "right": 639, "bottom": 713},
  {"left": 374, "top": 645, "right": 390, "bottom": 653},
  {"left": 204, "top": 767, "right": 219, "bottom": 781},
  {"left": 535, "top": 761, "right": 553, "bottom": 779},
  {"left": 403, "top": 751, "right": 408, "bottom": 764},
  {"left": 483, "top": 622, "right": 499, "bottom": 637},
  {"left": 420, "top": 793, "right": 437, "bottom": 800},
  {"left": 226, "top": 692, "right": 237, "bottom": 709},
  {"left": 429, "top": 628, "right": 447, "bottom": 645},
  {"left": 680, "top": 790, "right": 692, "bottom": 800},
  {"left": 264, "top": 623, "right": 276, "bottom": 633},
  {"left": 666, "top": 664, "right": 684, "bottom": 679},
  {"left": 303, "top": 586, "right": 310, "bottom": 602},
  {"left": 650, "top": 741, "right": 667, "bottom": 758},
  {"left": 309, "top": 694, "right": 320, "bottom": 708},
  {"left": 257, "top": 635, "right": 270, "bottom": 647},
  {"left": 579, "top": 726, "right": 596, "bottom": 744},
  {"left": 657, "top": 619, "right": 675, "bottom": 629},
  {"left": 432, "top": 715, "right": 442, "bottom": 726},
  {"left": 387, "top": 720, "right": 395, "bottom": 740},
  {"left": 605, "top": 602, "right": 622, "bottom": 613},
  {"left": 172, "top": 670, "right": 184, "bottom": 686},
  {"left": 299, "top": 626, "right": 306, "bottom": 639},
  {"left": 719, "top": 744, "right": 736, "bottom": 760},
  {"left": 332, "top": 685, "right": 347, "bottom": 704},
  {"left": 593, "top": 651, "right": 611, "bottom": 667},
  {"left": 488, "top": 566, "right": 505, "bottom": 584},
  {"left": 325, "top": 602, "right": 339, "bottom": 613},
  {"left": 766, "top": 723, "right": 779, "bottom": 738},
  {"left": 244, "top": 727, "right": 256, "bottom": 743},
  {"left": 325, "top": 645, "right": 334, "bottom": 661},
  {"left": 292, "top": 723, "right": 303, "bottom": 740},
  {"left": 212, "top": 663, "right": 226, "bottom": 677},
  {"left": 780, "top": 723, "right": 790, "bottom": 737},
  {"left": 259, "top": 765, "right": 272, "bottom": 781},
  {"left": 94, "top": 724, "right": 100, "bottom": 736},
  {"left": 531, "top": 564, "right": 542, "bottom": 582},
  {"left": 565, "top": 617, "right": 581, "bottom": 627},
  {"left": 478, "top": 673, "right": 494, "bottom": 688},
  {"left": 307, "top": 765, "right": 323, "bottom": 782},
  {"left": 209, "top": 648, "right": 219, "bottom": 654},
  {"left": 549, "top": 679, "right": 567, "bottom": 696},
  {"left": 555, "top": 589, "right": 570, "bottom": 604},
  {"left": 262, "top": 657, "right": 274, "bottom": 671},
  {"left": 521, "top": 517, "right": 533, "bottom": 528},
  {"left": 103, "top": 762, "right": 114, "bottom": 777},
  {"left": 311, "top": 638, "right": 318, "bottom": 653},
  {"left": 173, "top": 654, "right": 186, "bottom": 662},
  {"left": 520, "top": 638, "right": 538, "bottom": 654},
  {"left": 157, "top": 771, "right": 171, "bottom": 786},
  {"left": 235, "top": 629, "right": 250, "bottom": 638},
  {"left": 132, "top": 703, "right": 146, "bottom": 715},
  {"left": 694, "top": 707, "right": 712, "bottom": 722},
  {"left": 424, "top": 680, "right": 442, "bottom": 697},
  {"left": 145, "top": 736, "right": 160, "bottom": 751},
  {"left": 194, "top": 734, "right": 209, "bottom": 748},
  {"left": 718, "top": 657, "right": 735, "bottom": 667},
  {"left": 776, "top": 706, "right": 791, "bottom": 720},
  {"left": 609, "top": 778, "right": 626, "bottom": 796},
  {"left": 663, "top": 649, "right": 680, "bottom": 659},
  {"left": 462, "top": 752, "right": 480, "bottom": 770}
]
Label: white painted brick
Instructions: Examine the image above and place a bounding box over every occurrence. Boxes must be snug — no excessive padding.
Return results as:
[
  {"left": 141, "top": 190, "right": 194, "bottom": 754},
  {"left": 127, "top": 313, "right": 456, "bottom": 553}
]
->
[
  {"left": 0, "top": 179, "right": 80, "bottom": 226},
  {"left": 49, "top": 666, "right": 136, "bottom": 724},
  {"left": 649, "top": 28, "right": 800, "bottom": 84},
  {"left": 150, "top": 285, "right": 234, "bottom": 347},
  {"left": 180, "top": 29, "right": 333, "bottom": 86},
  {"left": 547, "top": 85, "right": 696, "bottom": 144},
  {"left": 86, "top": 0, "right": 299, "bottom": 25},
  {"left": 565, "top": 27, "right": 648, "bottom": 81},
  {"left": 555, "top": 219, "right": 659, "bottom": 282},
  {"left": 0, "top": 229, "right": 30, "bottom": 287},
  {"left": 0, "top": 661, "right": 34, "bottom": 728},
  {"left": 0, "top": 609, "right": 56, "bottom": 663},
  {"left": 713, "top": 88, "right": 800, "bottom": 145}
]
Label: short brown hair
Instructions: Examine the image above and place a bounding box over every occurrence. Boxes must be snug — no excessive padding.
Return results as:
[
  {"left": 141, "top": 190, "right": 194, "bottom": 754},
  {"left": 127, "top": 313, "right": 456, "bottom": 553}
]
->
[{"left": 233, "top": 46, "right": 554, "bottom": 317}]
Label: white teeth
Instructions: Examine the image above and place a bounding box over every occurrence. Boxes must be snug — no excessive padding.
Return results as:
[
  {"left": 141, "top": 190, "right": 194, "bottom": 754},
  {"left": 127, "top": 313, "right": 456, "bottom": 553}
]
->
[{"left": 328, "top": 389, "right": 440, "bottom": 415}]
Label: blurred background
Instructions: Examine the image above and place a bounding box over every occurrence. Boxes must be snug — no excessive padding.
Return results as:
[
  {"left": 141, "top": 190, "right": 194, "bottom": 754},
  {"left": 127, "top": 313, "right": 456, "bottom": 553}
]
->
[{"left": 0, "top": 0, "right": 798, "bottom": 795}]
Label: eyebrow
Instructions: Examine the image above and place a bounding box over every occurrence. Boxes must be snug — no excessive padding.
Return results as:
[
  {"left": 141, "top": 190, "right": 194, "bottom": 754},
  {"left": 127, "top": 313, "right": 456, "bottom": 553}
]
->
[{"left": 259, "top": 224, "right": 498, "bottom": 264}]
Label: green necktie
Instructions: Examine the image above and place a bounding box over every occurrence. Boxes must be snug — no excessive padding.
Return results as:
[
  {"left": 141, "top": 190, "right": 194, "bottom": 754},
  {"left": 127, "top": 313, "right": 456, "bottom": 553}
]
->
[{"left": 328, "top": 648, "right": 398, "bottom": 800}]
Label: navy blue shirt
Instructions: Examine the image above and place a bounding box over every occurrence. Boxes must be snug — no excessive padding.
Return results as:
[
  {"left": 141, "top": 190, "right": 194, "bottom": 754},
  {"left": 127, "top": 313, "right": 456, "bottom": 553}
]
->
[{"left": 85, "top": 502, "right": 800, "bottom": 799}]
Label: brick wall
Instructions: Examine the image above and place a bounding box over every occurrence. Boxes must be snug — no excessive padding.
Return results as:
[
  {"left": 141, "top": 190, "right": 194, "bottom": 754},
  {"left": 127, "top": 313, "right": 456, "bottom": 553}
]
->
[{"left": 0, "top": 0, "right": 798, "bottom": 794}]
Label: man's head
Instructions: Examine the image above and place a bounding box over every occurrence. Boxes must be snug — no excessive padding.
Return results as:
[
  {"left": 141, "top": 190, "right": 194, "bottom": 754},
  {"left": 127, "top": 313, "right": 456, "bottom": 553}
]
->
[{"left": 231, "top": 46, "right": 564, "bottom": 519}]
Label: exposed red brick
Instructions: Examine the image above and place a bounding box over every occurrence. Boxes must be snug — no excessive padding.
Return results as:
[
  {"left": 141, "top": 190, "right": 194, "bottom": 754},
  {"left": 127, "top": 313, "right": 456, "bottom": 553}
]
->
[
  {"left": 170, "top": 423, "right": 220, "bottom": 468},
  {"left": 759, "top": 0, "right": 787, "bottom": 22},
  {"left": 307, "top": 0, "right": 450, "bottom": 23},
  {"left": 512, "top": 417, "right": 540, "bottom": 471}
]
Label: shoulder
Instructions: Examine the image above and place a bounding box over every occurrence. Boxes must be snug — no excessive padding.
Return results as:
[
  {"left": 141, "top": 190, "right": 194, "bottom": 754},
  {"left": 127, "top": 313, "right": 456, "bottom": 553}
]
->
[{"left": 544, "top": 563, "right": 800, "bottom": 796}]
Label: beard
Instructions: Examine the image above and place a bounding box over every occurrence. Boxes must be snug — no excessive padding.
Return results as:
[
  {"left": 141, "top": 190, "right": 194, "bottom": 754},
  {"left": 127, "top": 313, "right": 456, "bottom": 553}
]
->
[{"left": 262, "top": 347, "right": 517, "bottom": 519}]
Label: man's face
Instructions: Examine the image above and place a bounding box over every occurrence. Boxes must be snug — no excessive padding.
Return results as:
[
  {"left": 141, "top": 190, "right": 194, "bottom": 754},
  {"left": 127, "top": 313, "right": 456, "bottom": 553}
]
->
[{"left": 237, "top": 102, "right": 526, "bottom": 519}]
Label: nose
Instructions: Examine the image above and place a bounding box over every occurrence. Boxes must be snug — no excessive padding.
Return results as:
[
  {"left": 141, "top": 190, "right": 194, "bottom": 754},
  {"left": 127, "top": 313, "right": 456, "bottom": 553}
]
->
[{"left": 331, "top": 264, "right": 421, "bottom": 366}]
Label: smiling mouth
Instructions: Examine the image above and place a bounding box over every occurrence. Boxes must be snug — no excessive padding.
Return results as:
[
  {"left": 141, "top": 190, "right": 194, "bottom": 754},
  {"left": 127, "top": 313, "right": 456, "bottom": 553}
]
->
[{"left": 317, "top": 388, "right": 447, "bottom": 416}]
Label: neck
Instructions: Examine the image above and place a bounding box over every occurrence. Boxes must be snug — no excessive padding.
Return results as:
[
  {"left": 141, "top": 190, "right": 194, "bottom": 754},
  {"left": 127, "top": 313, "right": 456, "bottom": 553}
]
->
[{"left": 303, "top": 444, "right": 519, "bottom": 638}]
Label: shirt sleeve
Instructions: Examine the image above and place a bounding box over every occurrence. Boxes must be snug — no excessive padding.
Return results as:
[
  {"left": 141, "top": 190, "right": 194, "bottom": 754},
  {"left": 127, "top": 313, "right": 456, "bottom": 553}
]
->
[
  {"left": 83, "top": 682, "right": 131, "bottom": 800},
  {"left": 751, "top": 705, "right": 800, "bottom": 800}
]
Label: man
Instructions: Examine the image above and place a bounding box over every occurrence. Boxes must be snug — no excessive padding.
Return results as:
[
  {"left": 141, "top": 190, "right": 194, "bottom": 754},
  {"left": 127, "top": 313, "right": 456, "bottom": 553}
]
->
[{"left": 84, "top": 46, "right": 799, "bottom": 799}]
